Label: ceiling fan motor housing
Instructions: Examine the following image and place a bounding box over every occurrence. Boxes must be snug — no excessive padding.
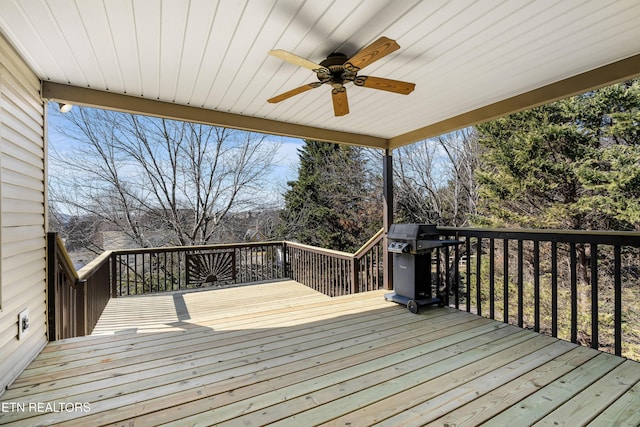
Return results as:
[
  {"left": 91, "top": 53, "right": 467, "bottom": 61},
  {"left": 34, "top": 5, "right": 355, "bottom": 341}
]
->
[{"left": 317, "top": 53, "right": 356, "bottom": 88}]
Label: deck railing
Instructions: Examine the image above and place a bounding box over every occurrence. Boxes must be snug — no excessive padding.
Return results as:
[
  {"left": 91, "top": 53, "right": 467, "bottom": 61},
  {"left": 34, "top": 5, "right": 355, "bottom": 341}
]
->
[
  {"left": 77, "top": 250, "right": 113, "bottom": 330},
  {"left": 112, "top": 242, "right": 286, "bottom": 296},
  {"left": 286, "top": 229, "right": 386, "bottom": 296},
  {"left": 46, "top": 233, "right": 111, "bottom": 339},
  {"left": 49, "top": 226, "right": 640, "bottom": 357},
  {"left": 47, "top": 233, "right": 385, "bottom": 339},
  {"left": 437, "top": 227, "right": 640, "bottom": 358},
  {"left": 111, "top": 232, "right": 386, "bottom": 298},
  {"left": 353, "top": 228, "right": 386, "bottom": 292},
  {"left": 286, "top": 242, "right": 355, "bottom": 296}
]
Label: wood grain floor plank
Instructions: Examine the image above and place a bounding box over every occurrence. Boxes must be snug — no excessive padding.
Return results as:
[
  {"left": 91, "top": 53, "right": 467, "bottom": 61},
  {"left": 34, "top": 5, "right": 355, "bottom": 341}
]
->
[
  {"left": 366, "top": 339, "right": 576, "bottom": 427},
  {"left": 481, "top": 352, "right": 625, "bottom": 426},
  {"left": 1, "top": 280, "right": 638, "bottom": 427},
  {"left": 534, "top": 359, "right": 640, "bottom": 426},
  {"left": 8, "top": 307, "right": 410, "bottom": 393},
  {"left": 587, "top": 378, "right": 640, "bottom": 427},
  {"left": 265, "top": 330, "right": 540, "bottom": 427},
  {"left": 427, "top": 345, "right": 598, "bottom": 427},
  {"left": 156, "top": 323, "right": 516, "bottom": 427},
  {"left": 40, "top": 315, "right": 493, "bottom": 426}
]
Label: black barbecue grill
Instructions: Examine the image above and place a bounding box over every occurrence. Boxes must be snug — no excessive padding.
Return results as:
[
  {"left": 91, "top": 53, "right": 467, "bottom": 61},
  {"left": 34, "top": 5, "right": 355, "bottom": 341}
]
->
[{"left": 385, "top": 224, "right": 461, "bottom": 313}]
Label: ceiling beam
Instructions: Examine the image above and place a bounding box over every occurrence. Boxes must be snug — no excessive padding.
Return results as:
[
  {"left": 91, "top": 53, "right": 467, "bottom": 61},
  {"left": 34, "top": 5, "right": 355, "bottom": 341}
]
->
[
  {"left": 389, "top": 53, "right": 640, "bottom": 149},
  {"left": 42, "top": 82, "right": 389, "bottom": 150}
]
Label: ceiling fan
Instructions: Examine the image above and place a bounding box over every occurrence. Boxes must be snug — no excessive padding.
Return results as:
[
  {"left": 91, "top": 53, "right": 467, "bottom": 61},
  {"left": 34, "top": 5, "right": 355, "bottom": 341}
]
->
[{"left": 267, "top": 36, "right": 416, "bottom": 116}]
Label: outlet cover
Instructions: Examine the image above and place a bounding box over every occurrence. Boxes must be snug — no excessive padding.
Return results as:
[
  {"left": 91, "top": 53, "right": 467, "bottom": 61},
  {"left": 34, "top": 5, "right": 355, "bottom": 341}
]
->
[{"left": 18, "top": 309, "right": 29, "bottom": 340}]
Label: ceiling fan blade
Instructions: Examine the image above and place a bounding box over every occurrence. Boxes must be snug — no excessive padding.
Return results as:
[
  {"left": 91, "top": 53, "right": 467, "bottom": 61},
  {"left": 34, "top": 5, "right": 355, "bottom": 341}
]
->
[
  {"left": 267, "top": 83, "right": 321, "bottom": 103},
  {"left": 344, "top": 36, "right": 400, "bottom": 72},
  {"left": 331, "top": 87, "right": 349, "bottom": 116},
  {"left": 268, "top": 49, "right": 327, "bottom": 72},
  {"left": 355, "top": 76, "right": 415, "bottom": 95}
]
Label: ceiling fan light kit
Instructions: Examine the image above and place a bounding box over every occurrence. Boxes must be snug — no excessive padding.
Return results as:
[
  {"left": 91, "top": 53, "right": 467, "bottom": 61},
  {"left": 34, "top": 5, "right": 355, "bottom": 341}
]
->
[{"left": 268, "top": 36, "right": 415, "bottom": 117}]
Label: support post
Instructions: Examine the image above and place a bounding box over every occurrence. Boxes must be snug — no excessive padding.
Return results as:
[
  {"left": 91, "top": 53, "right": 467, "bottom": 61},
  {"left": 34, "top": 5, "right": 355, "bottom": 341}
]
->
[
  {"left": 351, "top": 257, "right": 359, "bottom": 294},
  {"left": 282, "top": 242, "right": 289, "bottom": 279},
  {"left": 110, "top": 253, "right": 117, "bottom": 298},
  {"left": 46, "top": 232, "right": 57, "bottom": 340},
  {"left": 383, "top": 149, "right": 394, "bottom": 290},
  {"left": 75, "top": 280, "right": 87, "bottom": 336}
]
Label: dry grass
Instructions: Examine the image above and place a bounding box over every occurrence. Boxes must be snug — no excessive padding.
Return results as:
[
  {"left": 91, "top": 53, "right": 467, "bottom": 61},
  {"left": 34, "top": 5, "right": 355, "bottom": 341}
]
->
[{"left": 455, "top": 240, "right": 640, "bottom": 360}]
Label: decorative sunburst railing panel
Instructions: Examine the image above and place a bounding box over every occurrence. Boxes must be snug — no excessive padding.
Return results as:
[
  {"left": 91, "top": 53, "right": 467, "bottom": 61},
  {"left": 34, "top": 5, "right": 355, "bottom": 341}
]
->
[{"left": 186, "top": 250, "right": 236, "bottom": 286}]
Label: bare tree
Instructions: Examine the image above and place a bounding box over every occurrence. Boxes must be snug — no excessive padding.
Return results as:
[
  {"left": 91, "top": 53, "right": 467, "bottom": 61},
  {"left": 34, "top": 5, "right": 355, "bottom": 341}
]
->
[
  {"left": 49, "top": 107, "right": 279, "bottom": 248},
  {"left": 393, "top": 128, "right": 479, "bottom": 226},
  {"left": 438, "top": 128, "right": 480, "bottom": 225}
]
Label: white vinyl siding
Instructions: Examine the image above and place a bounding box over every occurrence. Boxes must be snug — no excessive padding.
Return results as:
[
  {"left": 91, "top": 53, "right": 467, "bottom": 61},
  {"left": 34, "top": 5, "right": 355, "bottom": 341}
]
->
[{"left": 0, "top": 32, "right": 46, "bottom": 395}]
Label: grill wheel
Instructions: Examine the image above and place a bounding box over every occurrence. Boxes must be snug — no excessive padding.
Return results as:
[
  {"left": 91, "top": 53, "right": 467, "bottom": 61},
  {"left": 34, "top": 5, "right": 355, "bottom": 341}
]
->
[{"left": 407, "top": 300, "right": 419, "bottom": 314}]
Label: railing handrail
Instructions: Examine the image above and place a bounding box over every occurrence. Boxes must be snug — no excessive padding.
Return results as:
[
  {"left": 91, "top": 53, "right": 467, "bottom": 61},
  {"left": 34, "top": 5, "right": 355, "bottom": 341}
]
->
[
  {"left": 106, "top": 236, "right": 384, "bottom": 268},
  {"left": 438, "top": 226, "right": 640, "bottom": 245},
  {"left": 353, "top": 228, "right": 385, "bottom": 259},
  {"left": 51, "top": 233, "right": 80, "bottom": 282},
  {"left": 50, "top": 232, "right": 113, "bottom": 286},
  {"left": 77, "top": 249, "right": 113, "bottom": 280},
  {"left": 284, "top": 241, "right": 354, "bottom": 260},
  {"left": 112, "top": 240, "right": 285, "bottom": 255}
]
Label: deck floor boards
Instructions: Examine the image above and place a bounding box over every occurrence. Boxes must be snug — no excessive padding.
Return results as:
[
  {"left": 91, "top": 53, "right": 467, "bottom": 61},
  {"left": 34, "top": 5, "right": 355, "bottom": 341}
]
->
[{"left": 1, "top": 280, "right": 639, "bottom": 426}]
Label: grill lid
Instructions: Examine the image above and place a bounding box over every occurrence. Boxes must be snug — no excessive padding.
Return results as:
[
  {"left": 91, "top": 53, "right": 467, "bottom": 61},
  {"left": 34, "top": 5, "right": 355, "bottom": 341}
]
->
[
  {"left": 387, "top": 223, "right": 462, "bottom": 255},
  {"left": 387, "top": 224, "right": 438, "bottom": 241}
]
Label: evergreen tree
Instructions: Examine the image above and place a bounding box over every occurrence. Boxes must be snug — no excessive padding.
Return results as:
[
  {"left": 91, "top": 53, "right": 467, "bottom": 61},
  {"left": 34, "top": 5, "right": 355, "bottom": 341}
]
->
[
  {"left": 278, "top": 140, "right": 381, "bottom": 251},
  {"left": 475, "top": 79, "right": 640, "bottom": 231}
]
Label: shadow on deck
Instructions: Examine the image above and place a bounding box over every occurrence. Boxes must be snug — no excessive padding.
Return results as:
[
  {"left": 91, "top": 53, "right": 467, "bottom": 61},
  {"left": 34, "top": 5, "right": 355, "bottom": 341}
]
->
[{"left": 1, "top": 280, "right": 639, "bottom": 426}]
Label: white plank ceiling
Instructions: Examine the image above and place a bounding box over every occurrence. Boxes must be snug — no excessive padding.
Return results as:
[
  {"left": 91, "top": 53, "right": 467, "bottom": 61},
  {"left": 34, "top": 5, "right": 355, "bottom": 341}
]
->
[{"left": 0, "top": 0, "right": 639, "bottom": 148}]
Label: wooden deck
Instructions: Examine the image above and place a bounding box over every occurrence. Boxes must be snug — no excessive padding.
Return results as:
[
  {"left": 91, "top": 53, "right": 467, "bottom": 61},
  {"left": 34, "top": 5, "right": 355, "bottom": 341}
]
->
[{"left": 1, "top": 280, "right": 639, "bottom": 426}]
